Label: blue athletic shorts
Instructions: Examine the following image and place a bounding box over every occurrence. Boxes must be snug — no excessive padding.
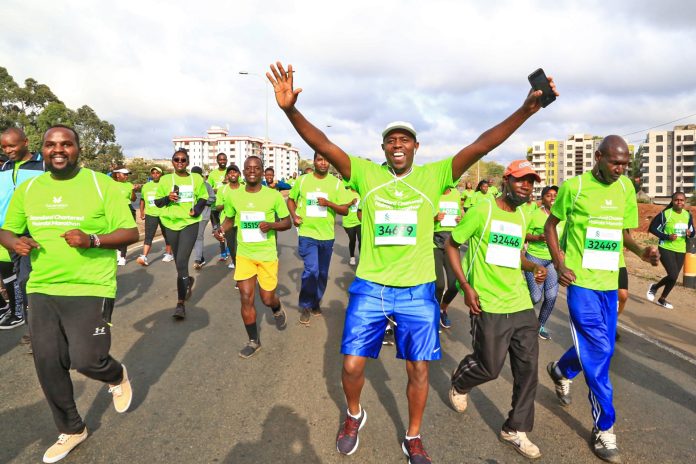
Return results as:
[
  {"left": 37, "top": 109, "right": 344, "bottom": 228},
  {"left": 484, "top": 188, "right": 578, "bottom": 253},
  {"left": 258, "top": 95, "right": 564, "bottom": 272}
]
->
[{"left": 340, "top": 277, "right": 441, "bottom": 361}]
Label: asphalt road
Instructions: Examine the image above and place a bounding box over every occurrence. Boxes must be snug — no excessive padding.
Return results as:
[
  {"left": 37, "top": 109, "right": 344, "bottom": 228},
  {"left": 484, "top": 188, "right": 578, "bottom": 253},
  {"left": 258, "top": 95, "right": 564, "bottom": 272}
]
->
[{"left": 1, "top": 223, "right": 695, "bottom": 463}]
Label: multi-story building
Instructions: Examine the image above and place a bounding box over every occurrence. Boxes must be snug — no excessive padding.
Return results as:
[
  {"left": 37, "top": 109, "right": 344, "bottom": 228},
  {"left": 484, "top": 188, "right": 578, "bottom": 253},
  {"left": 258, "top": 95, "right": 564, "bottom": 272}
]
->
[
  {"left": 640, "top": 124, "right": 696, "bottom": 199},
  {"left": 528, "top": 139, "right": 561, "bottom": 197},
  {"left": 172, "top": 126, "right": 300, "bottom": 181}
]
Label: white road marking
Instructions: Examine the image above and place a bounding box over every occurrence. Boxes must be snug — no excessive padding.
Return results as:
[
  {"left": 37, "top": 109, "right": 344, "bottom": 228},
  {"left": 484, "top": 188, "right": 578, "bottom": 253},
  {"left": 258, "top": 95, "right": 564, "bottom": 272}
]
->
[{"left": 617, "top": 321, "right": 696, "bottom": 366}]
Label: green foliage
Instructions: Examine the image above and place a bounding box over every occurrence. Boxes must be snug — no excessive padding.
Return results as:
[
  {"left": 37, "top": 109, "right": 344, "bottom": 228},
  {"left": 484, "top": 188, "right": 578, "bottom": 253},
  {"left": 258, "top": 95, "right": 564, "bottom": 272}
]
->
[
  {"left": 126, "top": 158, "right": 171, "bottom": 185},
  {"left": 459, "top": 160, "right": 505, "bottom": 188},
  {"left": 0, "top": 66, "right": 123, "bottom": 173}
]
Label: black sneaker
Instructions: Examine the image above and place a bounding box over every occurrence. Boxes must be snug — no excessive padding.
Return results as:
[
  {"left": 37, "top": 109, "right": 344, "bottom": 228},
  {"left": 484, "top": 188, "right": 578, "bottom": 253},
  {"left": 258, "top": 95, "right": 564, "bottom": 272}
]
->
[
  {"left": 336, "top": 408, "right": 366, "bottom": 455},
  {"left": 382, "top": 327, "right": 395, "bottom": 346},
  {"left": 311, "top": 305, "right": 322, "bottom": 316},
  {"left": 401, "top": 436, "right": 432, "bottom": 464},
  {"left": 439, "top": 310, "right": 451, "bottom": 329},
  {"left": 0, "top": 304, "right": 10, "bottom": 323},
  {"left": 185, "top": 276, "right": 195, "bottom": 301},
  {"left": 0, "top": 314, "right": 25, "bottom": 330},
  {"left": 299, "top": 308, "right": 311, "bottom": 325},
  {"left": 239, "top": 339, "right": 261, "bottom": 359},
  {"left": 273, "top": 307, "right": 287, "bottom": 330},
  {"left": 590, "top": 427, "right": 621, "bottom": 463},
  {"left": 172, "top": 303, "right": 186, "bottom": 320},
  {"left": 547, "top": 362, "right": 572, "bottom": 407}
]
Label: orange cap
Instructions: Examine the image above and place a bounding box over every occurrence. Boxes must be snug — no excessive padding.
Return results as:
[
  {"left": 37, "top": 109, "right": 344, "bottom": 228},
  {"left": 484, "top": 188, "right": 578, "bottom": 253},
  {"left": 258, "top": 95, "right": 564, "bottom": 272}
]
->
[{"left": 503, "top": 160, "right": 540, "bottom": 182}]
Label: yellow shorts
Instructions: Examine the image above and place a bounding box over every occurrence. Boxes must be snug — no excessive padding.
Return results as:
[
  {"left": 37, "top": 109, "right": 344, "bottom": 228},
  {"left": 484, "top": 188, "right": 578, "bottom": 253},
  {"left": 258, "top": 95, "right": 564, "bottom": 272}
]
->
[{"left": 234, "top": 255, "right": 279, "bottom": 291}]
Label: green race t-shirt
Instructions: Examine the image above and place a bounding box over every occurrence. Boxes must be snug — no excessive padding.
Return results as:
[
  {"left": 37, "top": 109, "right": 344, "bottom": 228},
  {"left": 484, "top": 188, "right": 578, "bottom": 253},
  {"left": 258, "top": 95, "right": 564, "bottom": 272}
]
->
[
  {"left": 342, "top": 189, "right": 361, "bottom": 228},
  {"left": 208, "top": 168, "right": 227, "bottom": 191},
  {"left": 289, "top": 173, "right": 347, "bottom": 240},
  {"left": 462, "top": 189, "right": 476, "bottom": 208},
  {"left": 216, "top": 183, "right": 242, "bottom": 222},
  {"left": 489, "top": 185, "right": 500, "bottom": 198},
  {"left": 551, "top": 172, "right": 637, "bottom": 291},
  {"left": 658, "top": 208, "right": 691, "bottom": 253},
  {"left": 434, "top": 189, "right": 462, "bottom": 233},
  {"left": 224, "top": 186, "right": 290, "bottom": 262},
  {"left": 156, "top": 173, "right": 208, "bottom": 231},
  {"left": 451, "top": 198, "right": 532, "bottom": 314},
  {"left": 140, "top": 181, "right": 161, "bottom": 217},
  {"left": 472, "top": 190, "right": 495, "bottom": 205},
  {"left": 346, "top": 156, "right": 453, "bottom": 287},
  {"left": 526, "top": 206, "right": 565, "bottom": 260},
  {"left": 2, "top": 169, "right": 136, "bottom": 298}
]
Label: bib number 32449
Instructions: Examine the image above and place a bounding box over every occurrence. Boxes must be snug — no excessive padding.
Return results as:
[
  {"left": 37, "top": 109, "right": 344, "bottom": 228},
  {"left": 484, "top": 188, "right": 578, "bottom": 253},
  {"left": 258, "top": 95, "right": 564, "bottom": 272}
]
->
[
  {"left": 374, "top": 210, "right": 417, "bottom": 245},
  {"left": 582, "top": 227, "right": 620, "bottom": 271}
]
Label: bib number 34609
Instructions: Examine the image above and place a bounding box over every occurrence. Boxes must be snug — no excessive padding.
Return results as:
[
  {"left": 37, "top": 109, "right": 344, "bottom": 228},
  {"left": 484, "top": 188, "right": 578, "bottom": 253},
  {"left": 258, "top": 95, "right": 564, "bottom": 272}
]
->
[{"left": 374, "top": 210, "right": 417, "bottom": 245}]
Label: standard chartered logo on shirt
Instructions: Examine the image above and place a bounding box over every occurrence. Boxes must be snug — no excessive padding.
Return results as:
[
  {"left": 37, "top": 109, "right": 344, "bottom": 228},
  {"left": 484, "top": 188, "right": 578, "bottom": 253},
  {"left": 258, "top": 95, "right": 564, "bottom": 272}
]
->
[
  {"left": 30, "top": 214, "right": 85, "bottom": 227},
  {"left": 46, "top": 196, "right": 68, "bottom": 210}
]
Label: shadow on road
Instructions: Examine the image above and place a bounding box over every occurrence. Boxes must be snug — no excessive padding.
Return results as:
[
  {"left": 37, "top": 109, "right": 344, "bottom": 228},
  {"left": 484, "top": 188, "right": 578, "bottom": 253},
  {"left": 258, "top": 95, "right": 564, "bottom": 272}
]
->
[
  {"left": 116, "top": 267, "right": 154, "bottom": 307},
  {"left": 224, "top": 405, "right": 320, "bottom": 463},
  {"left": 83, "top": 306, "right": 210, "bottom": 432}
]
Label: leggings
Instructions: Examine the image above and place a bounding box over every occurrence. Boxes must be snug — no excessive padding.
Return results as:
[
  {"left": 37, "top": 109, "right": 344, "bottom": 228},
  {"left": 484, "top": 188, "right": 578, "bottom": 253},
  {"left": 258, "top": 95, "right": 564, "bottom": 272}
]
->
[
  {"left": 193, "top": 218, "right": 209, "bottom": 262},
  {"left": 162, "top": 222, "right": 199, "bottom": 300},
  {"left": 343, "top": 225, "right": 361, "bottom": 258},
  {"left": 653, "top": 247, "right": 685, "bottom": 299},
  {"left": 0, "top": 261, "right": 22, "bottom": 317},
  {"left": 434, "top": 245, "right": 458, "bottom": 306},
  {"left": 143, "top": 215, "right": 169, "bottom": 247},
  {"left": 524, "top": 252, "right": 559, "bottom": 327}
]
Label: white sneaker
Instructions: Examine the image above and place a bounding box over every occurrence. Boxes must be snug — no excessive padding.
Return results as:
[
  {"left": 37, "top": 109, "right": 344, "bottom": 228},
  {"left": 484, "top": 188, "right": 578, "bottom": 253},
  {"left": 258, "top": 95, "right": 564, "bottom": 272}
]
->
[
  {"left": 162, "top": 253, "right": 174, "bottom": 263},
  {"left": 499, "top": 429, "right": 541, "bottom": 459},
  {"left": 117, "top": 256, "right": 126, "bottom": 266},
  {"left": 136, "top": 255, "right": 149, "bottom": 266},
  {"left": 646, "top": 283, "right": 656, "bottom": 302},
  {"left": 228, "top": 262, "right": 235, "bottom": 269},
  {"left": 43, "top": 428, "right": 88, "bottom": 463},
  {"left": 656, "top": 299, "right": 674, "bottom": 309},
  {"left": 349, "top": 257, "right": 356, "bottom": 266}
]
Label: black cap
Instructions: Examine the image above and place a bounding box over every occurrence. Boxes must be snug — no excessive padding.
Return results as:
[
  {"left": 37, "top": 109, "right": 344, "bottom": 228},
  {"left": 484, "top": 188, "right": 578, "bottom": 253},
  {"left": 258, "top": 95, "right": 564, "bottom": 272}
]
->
[
  {"left": 191, "top": 166, "right": 203, "bottom": 175},
  {"left": 541, "top": 185, "right": 559, "bottom": 197},
  {"left": 226, "top": 164, "right": 240, "bottom": 173}
]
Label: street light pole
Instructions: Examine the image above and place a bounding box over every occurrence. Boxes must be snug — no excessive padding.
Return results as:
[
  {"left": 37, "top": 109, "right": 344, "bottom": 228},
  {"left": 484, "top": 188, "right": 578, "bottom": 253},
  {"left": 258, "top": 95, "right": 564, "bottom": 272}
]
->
[{"left": 239, "top": 71, "right": 269, "bottom": 142}]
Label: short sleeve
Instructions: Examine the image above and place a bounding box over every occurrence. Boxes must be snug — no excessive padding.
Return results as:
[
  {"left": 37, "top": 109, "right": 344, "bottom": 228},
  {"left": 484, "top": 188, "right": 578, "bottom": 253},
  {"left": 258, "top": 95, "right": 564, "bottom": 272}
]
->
[
  {"left": 425, "top": 157, "right": 454, "bottom": 192},
  {"left": 103, "top": 179, "right": 137, "bottom": 231},
  {"left": 194, "top": 175, "right": 209, "bottom": 201},
  {"left": 224, "top": 192, "right": 237, "bottom": 219},
  {"left": 347, "top": 156, "right": 373, "bottom": 194},
  {"left": 156, "top": 176, "right": 169, "bottom": 198},
  {"left": 451, "top": 202, "right": 485, "bottom": 245},
  {"left": 2, "top": 182, "right": 28, "bottom": 234},
  {"left": 621, "top": 177, "right": 638, "bottom": 229},
  {"left": 551, "top": 178, "right": 575, "bottom": 222},
  {"left": 288, "top": 177, "right": 301, "bottom": 201},
  {"left": 274, "top": 192, "right": 290, "bottom": 218}
]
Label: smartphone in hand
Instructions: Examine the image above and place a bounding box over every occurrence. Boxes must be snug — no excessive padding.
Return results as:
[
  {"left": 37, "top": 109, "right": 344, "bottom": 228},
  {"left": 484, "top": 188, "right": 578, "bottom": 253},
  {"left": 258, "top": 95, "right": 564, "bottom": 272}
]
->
[{"left": 528, "top": 68, "right": 556, "bottom": 108}]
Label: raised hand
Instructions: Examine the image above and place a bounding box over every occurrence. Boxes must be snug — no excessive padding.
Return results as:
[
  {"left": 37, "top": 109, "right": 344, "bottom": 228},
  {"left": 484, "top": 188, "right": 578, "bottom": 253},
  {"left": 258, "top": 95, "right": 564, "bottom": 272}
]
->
[
  {"left": 267, "top": 62, "right": 302, "bottom": 111},
  {"left": 522, "top": 76, "right": 559, "bottom": 114}
]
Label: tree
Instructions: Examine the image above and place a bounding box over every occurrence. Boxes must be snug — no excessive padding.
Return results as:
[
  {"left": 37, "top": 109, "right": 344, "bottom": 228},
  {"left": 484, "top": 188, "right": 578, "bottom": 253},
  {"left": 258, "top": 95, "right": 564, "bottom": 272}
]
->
[{"left": 123, "top": 158, "right": 171, "bottom": 185}]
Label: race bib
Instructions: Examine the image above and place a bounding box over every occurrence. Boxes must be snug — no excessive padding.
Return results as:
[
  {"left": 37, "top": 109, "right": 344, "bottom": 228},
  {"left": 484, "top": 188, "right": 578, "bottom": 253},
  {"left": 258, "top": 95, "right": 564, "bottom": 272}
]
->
[
  {"left": 374, "top": 210, "right": 417, "bottom": 245},
  {"left": 582, "top": 227, "right": 620, "bottom": 271},
  {"left": 240, "top": 211, "right": 267, "bottom": 243},
  {"left": 177, "top": 184, "right": 194, "bottom": 203},
  {"left": 439, "top": 201, "right": 459, "bottom": 228},
  {"left": 485, "top": 220, "right": 522, "bottom": 268},
  {"left": 146, "top": 193, "right": 156, "bottom": 207},
  {"left": 306, "top": 192, "right": 328, "bottom": 217},
  {"left": 673, "top": 222, "right": 688, "bottom": 237}
]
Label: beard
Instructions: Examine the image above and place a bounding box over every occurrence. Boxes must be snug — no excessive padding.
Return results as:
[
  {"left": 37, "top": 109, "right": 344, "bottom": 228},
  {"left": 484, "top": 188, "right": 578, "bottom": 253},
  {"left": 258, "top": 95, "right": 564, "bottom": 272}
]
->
[{"left": 48, "top": 159, "right": 79, "bottom": 178}]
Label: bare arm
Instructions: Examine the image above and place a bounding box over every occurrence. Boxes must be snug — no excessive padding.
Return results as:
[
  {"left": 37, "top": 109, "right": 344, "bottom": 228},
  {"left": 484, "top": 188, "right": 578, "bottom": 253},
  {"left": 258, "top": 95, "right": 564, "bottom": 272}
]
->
[
  {"left": 544, "top": 213, "right": 575, "bottom": 287},
  {"left": 623, "top": 229, "right": 659, "bottom": 266},
  {"left": 451, "top": 78, "right": 559, "bottom": 180},
  {"left": 259, "top": 215, "right": 292, "bottom": 233},
  {"left": 287, "top": 198, "right": 302, "bottom": 227},
  {"left": 267, "top": 62, "right": 351, "bottom": 178},
  {"left": 445, "top": 234, "right": 481, "bottom": 315}
]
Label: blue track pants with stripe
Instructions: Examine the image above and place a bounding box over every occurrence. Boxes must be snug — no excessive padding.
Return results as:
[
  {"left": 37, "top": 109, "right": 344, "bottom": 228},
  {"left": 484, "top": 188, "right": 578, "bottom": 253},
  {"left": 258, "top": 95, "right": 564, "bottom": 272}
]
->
[{"left": 557, "top": 285, "right": 617, "bottom": 431}]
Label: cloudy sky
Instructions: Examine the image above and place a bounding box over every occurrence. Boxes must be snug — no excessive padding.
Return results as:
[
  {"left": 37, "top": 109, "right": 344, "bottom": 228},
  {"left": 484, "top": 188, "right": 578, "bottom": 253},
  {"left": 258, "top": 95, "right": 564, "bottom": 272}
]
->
[{"left": 2, "top": 0, "right": 696, "bottom": 166}]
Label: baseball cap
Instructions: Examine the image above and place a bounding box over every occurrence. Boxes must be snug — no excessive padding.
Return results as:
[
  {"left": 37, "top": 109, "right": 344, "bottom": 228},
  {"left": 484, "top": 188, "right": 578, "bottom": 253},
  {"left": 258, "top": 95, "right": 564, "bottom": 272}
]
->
[
  {"left": 503, "top": 160, "right": 540, "bottom": 182},
  {"left": 150, "top": 166, "right": 163, "bottom": 173},
  {"left": 226, "top": 164, "right": 240, "bottom": 173},
  {"left": 382, "top": 121, "right": 417, "bottom": 140},
  {"left": 541, "top": 185, "right": 559, "bottom": 197}
]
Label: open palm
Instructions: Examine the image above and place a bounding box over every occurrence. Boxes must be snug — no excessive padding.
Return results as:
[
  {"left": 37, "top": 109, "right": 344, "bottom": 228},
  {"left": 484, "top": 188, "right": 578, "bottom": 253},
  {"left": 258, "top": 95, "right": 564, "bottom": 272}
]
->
[{"left": 267, "top": 62, "right": 302, "bottom": 111}]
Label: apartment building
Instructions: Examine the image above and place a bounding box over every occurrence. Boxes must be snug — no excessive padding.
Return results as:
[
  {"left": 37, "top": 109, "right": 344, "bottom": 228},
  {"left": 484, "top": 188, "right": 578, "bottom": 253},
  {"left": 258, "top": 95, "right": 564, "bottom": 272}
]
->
[
  {"left": 172, "top": 126, "right": 300, "bottom": 181},
  {"left": 528, "top": 139, "right": 561, "bottom": 197},
  {"left": 640, "top": 124, "right": 696, "bottom": 198}
]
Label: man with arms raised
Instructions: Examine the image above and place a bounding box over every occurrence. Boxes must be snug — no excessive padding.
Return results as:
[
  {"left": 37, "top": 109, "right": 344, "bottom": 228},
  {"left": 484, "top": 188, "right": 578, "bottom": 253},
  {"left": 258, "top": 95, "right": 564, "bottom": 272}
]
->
[
  {"left": 0, "top": 125, "right": 139, "bottom": 463},
  {"left": 267, "top": 61, "right": 557, "bottom": 462},
  {"left": 544, "top": 135, "right": 658, "bottom": 464}
]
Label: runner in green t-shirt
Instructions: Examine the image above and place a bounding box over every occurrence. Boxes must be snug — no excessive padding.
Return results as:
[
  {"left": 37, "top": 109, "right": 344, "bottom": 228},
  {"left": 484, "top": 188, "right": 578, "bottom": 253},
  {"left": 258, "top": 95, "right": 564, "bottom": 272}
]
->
[
  {"left": 0, "top": 125, "right": 139, "bottom": 463},
  {"left": 208, "top": 152, "right": 230, "bottom": 261},
  {"left": 647, "top": 191, "right": 695, "bottom": 309},
  {"left": 214, "top": 156, "right": 291, "bottom": 358},
  {"left": 446, "top": 160, "right": 546, "bottom": 459},
  {"left": 268, "top": 60, "right": 557, "bottom": 461},
  {"left": 154, "top": 150, "right": 209, "bottom": 320},
  {"left": 488, "top": 179, "right": 501, "bottom": 198},
  {"left": 433, "top": 187, "right": 462, "bottom": 329},
  {"left": 288, "top": 153, "right": 351, "bottom": 324},
  {"left": 215, "top": 164, "right": 242, "bottom": 270},
  {"left": 112, "top": 167, "right": 136, "bottom": 266},
  {"left": 341, "top": 186, "right": 361, "bottom": 266},
  {"left": 544, "top": 136, "right": 659, "bottom": 464},
  {"left": 137, "top": 167, "right": 174, "bottom": 266},
  {"left": 472, "top": 180, "right": 495, "bottom": 206},
  {"left": 461, "top": 182, "right": 475, "bottom": 211}
]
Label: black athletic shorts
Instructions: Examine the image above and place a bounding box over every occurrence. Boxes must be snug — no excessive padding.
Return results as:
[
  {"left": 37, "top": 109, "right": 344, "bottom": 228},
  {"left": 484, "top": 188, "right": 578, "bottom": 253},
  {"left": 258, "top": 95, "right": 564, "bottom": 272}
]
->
[{"left": 618, "top": 266, "right": 628, "bottom": 290}]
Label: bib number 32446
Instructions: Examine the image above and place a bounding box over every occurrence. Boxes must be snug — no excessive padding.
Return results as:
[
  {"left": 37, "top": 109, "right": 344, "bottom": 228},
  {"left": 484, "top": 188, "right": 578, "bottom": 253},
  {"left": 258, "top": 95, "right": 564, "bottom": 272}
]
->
[
  {"left": 374, "top": 210, "right": 417, "bottom": 245},
  {"left": 485, "top": 220, "right": 522, "bottom": 268}
]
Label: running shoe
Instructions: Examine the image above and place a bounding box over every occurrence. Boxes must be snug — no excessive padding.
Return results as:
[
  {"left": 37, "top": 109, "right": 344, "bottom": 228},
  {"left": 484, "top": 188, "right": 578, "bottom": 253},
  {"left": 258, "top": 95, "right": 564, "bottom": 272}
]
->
[
  {"left": 448, "top": 385, "right": 468, "bottom": 413},
  {"left": 218, "top": 251, "right": 229, "bottom": 262},
  {"left": 228, "top": 261, "right": 235, "bottom": 269},
  {"left": 299, "top": 308, "right": 311, "bottom": 325},
  {"left": 0, "top": 304, "right": 10, "bottom": 324},
  {"left": 117, "top": 256, "right": 126, "bottom": 266},
  {"left": 185, "top": 276, "right": 195, "bottom": 301},
  {"left": 239, "top": 339, "right": 261, "bottom": 359},
  {"left": 193, "top": 261, "right": 202, "bottom": 270},
  {"left": 656, "top": 299, "right": 674, "bottom": 309},
  {"left": 311, "top": 305, "right": 323, "bottom": 317},
  {"left": 136, "top": 255, "right": 149, "bottom": 266},
  {"left": 499, "top": 429, "right": 541, "bottom": 460},
  {"left": 538, "top": 326, "right": 551, "bottom": 340},
  {"left": 42, "top": 428, "right": 88, "bottom": 463},
  {"left": 336, "top": 408, "right": 366, "bottom": 455},
  {"left": 0, "top": 314, "right": 25, "bottom": 330},
  {"left": 440, "top": 310, "right": 451, "bottom": 329},
  {"left": 273, "top": 306, "right": 287, "bottom": 330},
  {"left": 162, "top": 253, "right": 174, "bottom": 263},
  {"left": 108, "top": 364, "right": 132, "bottom": 413},
  {"left": 401, "top": 436, "right": 432, "bottom": 464},
  {"left": 382, "top": 327, "right": 395, "bottom": 346},
  {"left": 349, "top": 257, "right": 356, "bottom": 266},
  {"left": 646, "top": 283, "right": 656, "bottom": 302},
  {"left": 546, "top": 361, "right": 572, "bottom": 407},
  {"left": 172, "top": 303, "right": 186, "bottom": 320},
  {"left": 590, "top": 427, "right": 621, "bottom": 463}
]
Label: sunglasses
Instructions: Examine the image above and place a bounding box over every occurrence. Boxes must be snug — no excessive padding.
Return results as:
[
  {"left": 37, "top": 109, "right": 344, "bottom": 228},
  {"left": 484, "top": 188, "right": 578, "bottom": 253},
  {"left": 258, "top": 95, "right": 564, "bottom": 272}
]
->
[{"left": 172, "top": 158, "right": 188, "bottom": 163}]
